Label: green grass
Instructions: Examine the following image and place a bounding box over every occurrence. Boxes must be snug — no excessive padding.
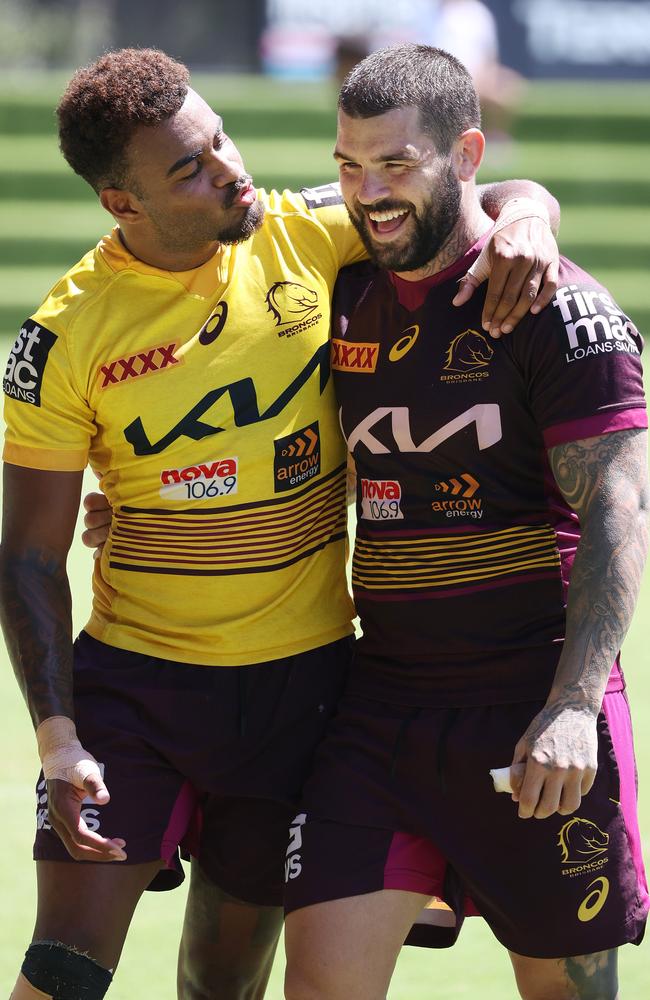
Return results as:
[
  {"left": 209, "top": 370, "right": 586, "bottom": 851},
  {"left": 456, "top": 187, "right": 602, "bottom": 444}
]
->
[{"left": 0, "top": 71, "right": 649, "bottom": 997}]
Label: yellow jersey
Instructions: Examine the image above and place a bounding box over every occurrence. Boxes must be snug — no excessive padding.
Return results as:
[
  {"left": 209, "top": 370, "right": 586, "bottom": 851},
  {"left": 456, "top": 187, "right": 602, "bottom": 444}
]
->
[{"left": 3, "top": 186, "right": 365, "bottom": 665}]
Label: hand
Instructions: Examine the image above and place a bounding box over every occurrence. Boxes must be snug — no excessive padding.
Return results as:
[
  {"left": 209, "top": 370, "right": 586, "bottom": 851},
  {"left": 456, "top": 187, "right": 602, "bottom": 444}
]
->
[
  {"left": 453, "top": 216, "right": 559, "bottom": 337},
  {"left": 46, "top": 773, "right": 127, "bottom": 862},
  {"left": 81, "top": 491, "right": 112, "bottom": 557},
  {"left": 509, "top": 703, "right": 598, "bottom": 820}
]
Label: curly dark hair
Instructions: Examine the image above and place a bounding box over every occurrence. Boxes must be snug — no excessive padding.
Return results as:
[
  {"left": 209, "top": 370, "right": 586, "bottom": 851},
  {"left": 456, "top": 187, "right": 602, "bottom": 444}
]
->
[
  {"left": 57, "top": 48, "right": 190, "bottom": 193},
  {"left": 339, "top": 44, "right": 480, "bottom": 155}
]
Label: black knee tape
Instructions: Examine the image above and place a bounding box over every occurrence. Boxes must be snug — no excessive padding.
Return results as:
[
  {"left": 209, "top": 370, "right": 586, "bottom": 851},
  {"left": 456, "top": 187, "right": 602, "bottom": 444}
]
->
[{"left": 22, "top": 941, "right": 112, "bottom": 999}]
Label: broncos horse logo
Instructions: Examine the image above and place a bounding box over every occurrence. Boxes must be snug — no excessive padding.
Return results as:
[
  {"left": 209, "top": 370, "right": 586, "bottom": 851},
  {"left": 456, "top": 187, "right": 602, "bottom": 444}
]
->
[
  {"left": 557, "top": 817, "right": 609, "bottom": 865},
  {"left": 265, "top": 282, "right": 319, "bottom": 327},
  {"left": 443, "top": 329, "right": 494, "bottom": 373}
]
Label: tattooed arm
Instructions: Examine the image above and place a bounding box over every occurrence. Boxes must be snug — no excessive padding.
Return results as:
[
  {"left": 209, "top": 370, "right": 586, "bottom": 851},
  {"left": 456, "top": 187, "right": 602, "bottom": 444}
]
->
[
  {"left": 0, "top": 463, "right": 125, "bottom": 860},
  {"left": 0, "top": 464, "right": 81, "bottom": 725},
  {"left": 511, "top": 428, "right": 649, "bottom": 820}
]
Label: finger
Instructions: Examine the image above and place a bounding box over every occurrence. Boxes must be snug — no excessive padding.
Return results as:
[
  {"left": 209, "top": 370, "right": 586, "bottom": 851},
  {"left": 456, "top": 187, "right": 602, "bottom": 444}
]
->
[
  {"left": 580, "top": 765, "right": 597, "bottom": 798},
  {"left": 83, "top": 509, "right": 112, "bottom": 531},
  {"left": 558, "top": 772, "right": 584, "bottom": 816},
  {"left": 507, "top": 762, "right": 527, "bottom": 800},
  {"left": 530, "top": 258, "right": 559, "bottom": 314},
  {"left": 486, "top": 262, "right": 535, "bottom": 336},
  {"left": 481, "top": 269, "right": 511, "bottom": 335},
  {"left": 532, "top": 773, "right": 564, "bottom": 819},
  {"left": 516, "top": 763, "right": 546, "bottom": 819},
  {"left": 452, "top": 273, "right": 480, "bottom": 307},
  {"left": 50, "top": 815, "right": 127, "bottom": 861},
  {"left": 83, "top": 774, "right": 110, "bottom": 806},
  {"left": 497, "top": 273, "right": 541, "bottom": 335},
  {"left": 83, "top": 491, "right": 108, "bottom": 513},
  {"left": 81, "top": 529, "right": 108, "bottom": 552}
]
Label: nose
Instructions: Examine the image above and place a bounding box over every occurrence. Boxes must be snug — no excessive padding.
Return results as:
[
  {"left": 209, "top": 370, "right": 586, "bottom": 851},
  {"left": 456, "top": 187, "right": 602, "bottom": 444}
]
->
[
  {"left": 356, "top": 171, "right": 390, "bottom": 206},
  {"left": 207, "top": 148, "right": 243, "bottom": 188}
]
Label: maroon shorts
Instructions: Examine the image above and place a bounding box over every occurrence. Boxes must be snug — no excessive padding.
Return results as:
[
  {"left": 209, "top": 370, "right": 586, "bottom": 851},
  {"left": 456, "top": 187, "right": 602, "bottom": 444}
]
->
[
  {"left": 283, "top": 690, "right": 648, "bottom": 957},
  {"left": 34, "top": 631, "right": 353, "bottom": 905}
]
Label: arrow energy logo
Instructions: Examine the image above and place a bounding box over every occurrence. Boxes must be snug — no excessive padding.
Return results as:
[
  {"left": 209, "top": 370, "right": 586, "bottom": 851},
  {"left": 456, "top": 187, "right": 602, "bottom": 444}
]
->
[
  {"left": 274, "top": 422, "right": 320, "bottom": 491},
  {"left": 432, "top": 473, "right": 482, "bottom": 519}
]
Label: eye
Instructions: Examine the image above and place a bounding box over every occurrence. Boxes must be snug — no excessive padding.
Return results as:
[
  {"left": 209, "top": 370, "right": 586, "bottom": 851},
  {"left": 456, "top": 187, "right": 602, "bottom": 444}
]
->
[
  {"left": 180, "top": 160, "right": 203, "bottom": 182},
  {"left": 214, "top": 132, "right": 225, "bottom": 151}
]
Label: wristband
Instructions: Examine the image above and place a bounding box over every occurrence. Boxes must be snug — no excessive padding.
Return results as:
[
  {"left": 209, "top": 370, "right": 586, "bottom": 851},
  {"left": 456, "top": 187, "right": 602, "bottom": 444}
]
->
[
  {"left": 36, "top": 715, "right": 102, "bottom": 789},
  {"left": 466, "top": 198, "right": 552, "bottom": 286}
]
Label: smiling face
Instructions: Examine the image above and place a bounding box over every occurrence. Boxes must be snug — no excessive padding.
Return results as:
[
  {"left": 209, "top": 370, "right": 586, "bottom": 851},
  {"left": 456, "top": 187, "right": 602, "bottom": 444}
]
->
[
  {"left": 123, "top": 88, "right": 265, "bottom": 255},
  {"left": 335, "top": 106, "right": 462, "bottom": 275}
]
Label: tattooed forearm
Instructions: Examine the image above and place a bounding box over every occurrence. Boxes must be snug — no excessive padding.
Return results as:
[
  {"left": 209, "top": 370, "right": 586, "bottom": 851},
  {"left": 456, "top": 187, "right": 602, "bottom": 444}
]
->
[
  {"left": 0, "top": 546, "right": 74, "bottom": 726},
  {"left": 548, "top": 428, "right": 649, "bottom": 710}
]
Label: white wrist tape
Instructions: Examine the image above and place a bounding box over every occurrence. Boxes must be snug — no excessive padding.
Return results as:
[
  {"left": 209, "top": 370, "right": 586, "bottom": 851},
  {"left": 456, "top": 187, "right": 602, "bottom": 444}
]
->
[
  {"left": 489, "top": 763, "right": 526, "bottom": 793},
  {"left": 466, "top": 198, "right": 552, "bottom": 286},
  {"left": 36, "top": 716, "right": 102, "bottom": 789}
]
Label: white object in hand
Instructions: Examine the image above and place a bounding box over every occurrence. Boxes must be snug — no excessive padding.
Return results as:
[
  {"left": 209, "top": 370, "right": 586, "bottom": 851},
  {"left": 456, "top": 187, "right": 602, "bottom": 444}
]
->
[{"left": 489, "top": 763, "right": 526, "bottom": 793}]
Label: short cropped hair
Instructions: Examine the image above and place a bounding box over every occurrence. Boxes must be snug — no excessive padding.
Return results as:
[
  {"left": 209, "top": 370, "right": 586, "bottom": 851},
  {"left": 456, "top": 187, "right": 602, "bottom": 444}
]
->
[
  {"left": 338, "top": 44, "right": 480, "bottom": 154},
  {"left": 57, "top": 48, "right": 190, "bottom": 193}
]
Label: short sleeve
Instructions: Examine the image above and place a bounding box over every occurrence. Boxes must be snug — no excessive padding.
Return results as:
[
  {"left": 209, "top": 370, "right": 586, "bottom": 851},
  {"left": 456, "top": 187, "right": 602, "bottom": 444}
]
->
[
  {"left": 299, "top": 183, "right": 367, "bottom": 269},
  {"left": 3, "top": 316, "right": 94, "bottom": 471},
  {"left": 514, "top": 266, "right": 646, "bottom": 448}
]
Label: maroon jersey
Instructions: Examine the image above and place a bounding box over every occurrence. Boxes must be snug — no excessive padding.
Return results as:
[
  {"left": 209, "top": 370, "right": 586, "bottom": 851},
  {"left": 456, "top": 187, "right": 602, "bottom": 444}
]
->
[{"left": 332, "top": 240, "right": 646, "bottom": 706}]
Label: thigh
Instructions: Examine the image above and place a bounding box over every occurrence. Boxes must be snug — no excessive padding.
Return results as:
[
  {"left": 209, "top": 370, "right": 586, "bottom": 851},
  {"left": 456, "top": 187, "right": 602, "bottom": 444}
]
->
[
  {"left": 285, "top": 889, "right": 429, "bottom": 1000},
  {"left": 434, "top": 695, "right": 648, "bottom": 958},
  {"left": 34, "top": 858, "right": 163, "bottom": 970},
  {"left": 196, "top": 795, "right": 296, "bottom": 907},
  {"left": 509, "top": 949, "right": 619, "bottom": 1000},
  {"left": 178, "top": 859, "right": 283, "bottom": 1000}
]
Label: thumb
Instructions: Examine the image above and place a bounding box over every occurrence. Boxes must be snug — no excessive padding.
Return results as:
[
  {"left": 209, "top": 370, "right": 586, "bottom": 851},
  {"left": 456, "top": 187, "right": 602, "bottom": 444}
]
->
[
  {"left": 82, "top": 772, "right": 110, "bottom": 805},
  {"left": 452, "top": 273, "right": 480, "bottom": 306}
]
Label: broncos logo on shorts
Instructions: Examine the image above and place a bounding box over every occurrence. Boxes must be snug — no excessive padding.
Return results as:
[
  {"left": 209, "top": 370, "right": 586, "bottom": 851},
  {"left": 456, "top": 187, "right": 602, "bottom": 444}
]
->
[
  {"left": 443, "top": 329, "right": 494, "bottom": 373},
  {"left": 557, "top": 817, "right": 609, "bottom": 864},
  {"left": 265, "top": 281, "right": 319, "bottom": 327}
]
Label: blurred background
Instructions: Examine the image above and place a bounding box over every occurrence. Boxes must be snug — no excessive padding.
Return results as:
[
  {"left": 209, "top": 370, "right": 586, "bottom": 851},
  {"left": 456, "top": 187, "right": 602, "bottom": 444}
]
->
[{"left": 0, "top": 0, "right": 649, "bottom": 997}]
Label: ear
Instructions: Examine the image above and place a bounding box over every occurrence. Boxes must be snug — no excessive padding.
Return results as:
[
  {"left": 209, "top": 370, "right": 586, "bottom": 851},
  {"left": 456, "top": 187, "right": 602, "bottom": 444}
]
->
[
  {"left": 99, "top": 187, "right": 145, "bottom": 225},
  {"left": 455, "top": 128, "right": 485, "bottom": 182}
]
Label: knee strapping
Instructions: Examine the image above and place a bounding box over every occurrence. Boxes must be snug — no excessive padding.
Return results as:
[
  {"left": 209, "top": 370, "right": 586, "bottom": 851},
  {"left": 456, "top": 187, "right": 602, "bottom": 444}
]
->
[{"left": 13, "top": 942, "right": 112, "bottom": 1000}]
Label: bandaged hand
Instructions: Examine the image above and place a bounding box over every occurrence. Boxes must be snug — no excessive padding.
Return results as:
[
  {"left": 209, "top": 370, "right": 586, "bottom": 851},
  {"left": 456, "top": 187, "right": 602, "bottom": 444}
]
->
[
  {"left": 36, "top": 715, "right": 106, "bottom": 794},
  {"left": 453, "top": 197, "right": 559, "bottom": 337}
]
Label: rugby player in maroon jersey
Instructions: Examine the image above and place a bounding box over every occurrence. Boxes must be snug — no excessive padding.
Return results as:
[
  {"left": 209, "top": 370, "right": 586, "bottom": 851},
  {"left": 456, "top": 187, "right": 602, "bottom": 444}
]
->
[{"left": 283, "top": 45, "right": 648, "bottom": 1000}]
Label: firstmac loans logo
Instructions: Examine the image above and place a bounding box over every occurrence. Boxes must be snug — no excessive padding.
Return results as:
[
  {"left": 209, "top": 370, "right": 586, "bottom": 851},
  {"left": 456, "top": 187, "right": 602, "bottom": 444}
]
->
[{"left": 553, "top": 285, "right": 640, "bottom": 363}]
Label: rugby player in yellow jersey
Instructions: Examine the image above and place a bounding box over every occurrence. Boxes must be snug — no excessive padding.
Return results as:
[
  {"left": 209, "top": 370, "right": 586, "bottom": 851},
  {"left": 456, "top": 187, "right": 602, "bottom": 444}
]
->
[{"left": 0, "top": 48, "right": 560, "bottom": 1000}]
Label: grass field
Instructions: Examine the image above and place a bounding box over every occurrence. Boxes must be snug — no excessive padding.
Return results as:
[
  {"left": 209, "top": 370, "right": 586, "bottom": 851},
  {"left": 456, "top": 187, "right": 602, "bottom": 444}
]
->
[{"left": 0, "top": 72, "right": 649, "bottom": 998}]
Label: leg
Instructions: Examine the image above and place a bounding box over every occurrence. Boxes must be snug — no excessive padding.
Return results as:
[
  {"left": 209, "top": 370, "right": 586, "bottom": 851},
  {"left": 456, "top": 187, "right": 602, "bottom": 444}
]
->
[
  {"left": 177, "top": 859, "right": 283, "bottom": 1000},
  {"left": 284, "top": 889, "right": 430, "bottom": 1000},
  {"left": 509, "top": 949, "right": 619, "bottom": 1000},
  {"left": 10, "top": 858, "right": 162, "bottom": 997}
]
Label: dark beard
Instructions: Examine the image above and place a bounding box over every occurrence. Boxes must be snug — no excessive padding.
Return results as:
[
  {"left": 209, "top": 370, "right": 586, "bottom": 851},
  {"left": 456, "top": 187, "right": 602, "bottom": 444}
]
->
[
  {"left": 217, "top": 198, "right": 265, "bottom": 244},
  {"left": 347, "top": 164, "right": 462, "bottom": 272}
]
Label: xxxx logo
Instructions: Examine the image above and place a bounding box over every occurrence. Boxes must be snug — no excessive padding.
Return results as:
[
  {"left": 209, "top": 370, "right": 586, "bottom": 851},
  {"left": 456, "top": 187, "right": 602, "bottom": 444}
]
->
[
  {"left": 98, "top": 342, "right": 180, "bottom": 390},
  {"left": 331, "top": 339, "right": 379, "bottom": 373},
  {"left": 434, "top": 473, "right": 479, "bottom": 498}
]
